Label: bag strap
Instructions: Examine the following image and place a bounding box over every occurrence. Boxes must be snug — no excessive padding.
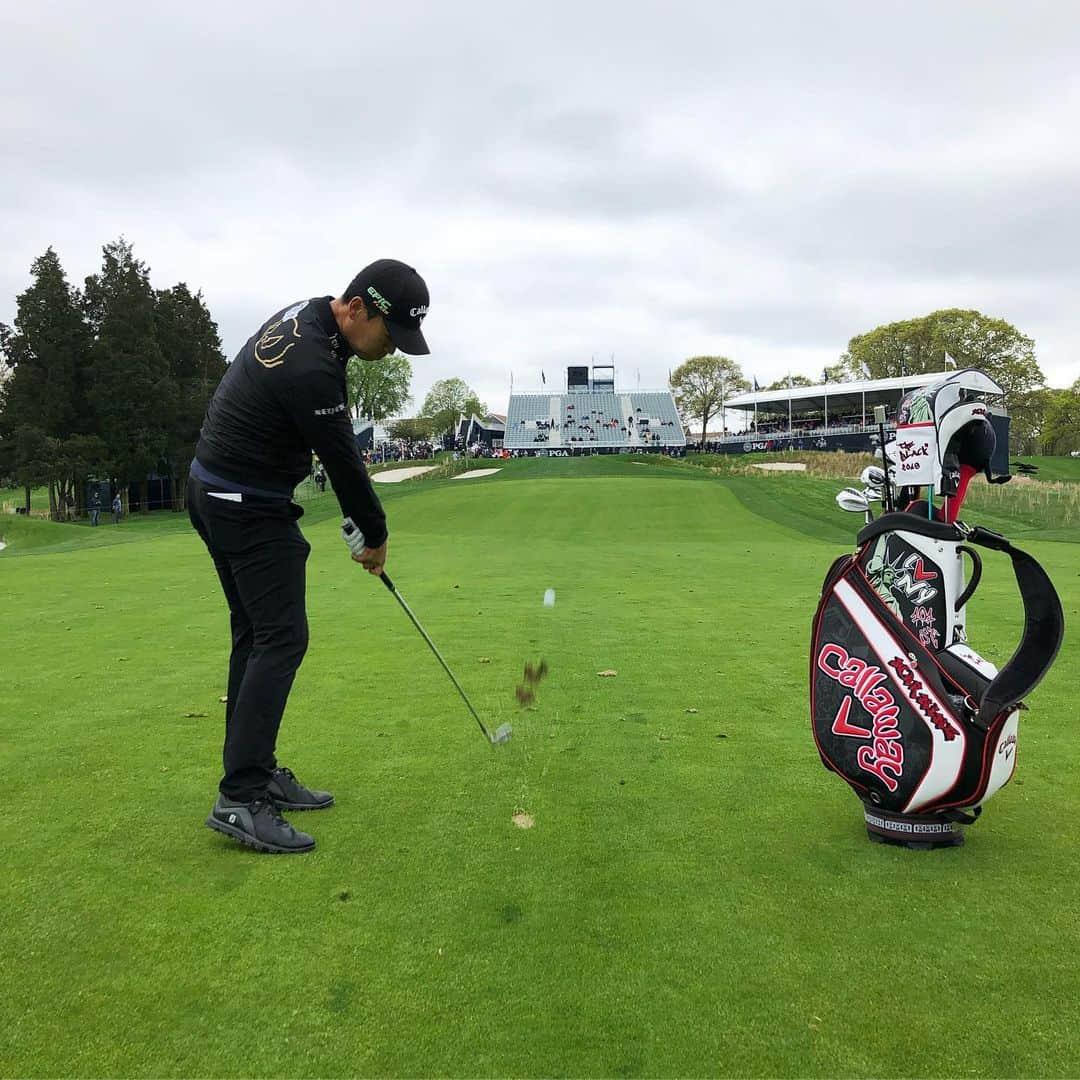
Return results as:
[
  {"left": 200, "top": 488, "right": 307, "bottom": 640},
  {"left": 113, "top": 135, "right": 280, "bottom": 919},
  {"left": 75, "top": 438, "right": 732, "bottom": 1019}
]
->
[
  {"left": 954, "top": 546, "right": 982, "bottom": 611},
  {"left": 958, "top": 524, "right": 1065, "bottom": 728}
]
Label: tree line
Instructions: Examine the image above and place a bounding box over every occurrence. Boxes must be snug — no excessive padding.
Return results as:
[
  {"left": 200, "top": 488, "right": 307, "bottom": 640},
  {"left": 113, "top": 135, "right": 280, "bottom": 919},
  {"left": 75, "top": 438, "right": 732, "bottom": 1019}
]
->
[
  {"left": 0, "top": 240, "right": 227, "bottom": 518},
  {"left": 347, "top": 360, "right": 487, "bottom": 446},
  {"left": 0, "top": 242, "right": 491, "bottom": 517},
  {"left": 669, "top": 309, "right": 1078, "bottom": 454}
]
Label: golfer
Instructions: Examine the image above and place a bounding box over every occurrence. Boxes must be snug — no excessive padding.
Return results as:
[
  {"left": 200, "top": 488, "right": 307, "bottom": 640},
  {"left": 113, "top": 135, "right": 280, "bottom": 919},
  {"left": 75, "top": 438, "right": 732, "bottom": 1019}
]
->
[{"left": 188, "top": 259, "right": 430, "bottom": 854}]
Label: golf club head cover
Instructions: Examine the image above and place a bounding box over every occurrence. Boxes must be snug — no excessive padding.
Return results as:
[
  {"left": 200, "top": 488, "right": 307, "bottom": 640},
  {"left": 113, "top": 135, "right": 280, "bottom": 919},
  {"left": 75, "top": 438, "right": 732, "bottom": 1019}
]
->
[
  {"left": 883, "top": 368, "right": 1008, "bottom": 520},
  {"left": 810, "top": 514, "right": 1063, "bottom": 845}
]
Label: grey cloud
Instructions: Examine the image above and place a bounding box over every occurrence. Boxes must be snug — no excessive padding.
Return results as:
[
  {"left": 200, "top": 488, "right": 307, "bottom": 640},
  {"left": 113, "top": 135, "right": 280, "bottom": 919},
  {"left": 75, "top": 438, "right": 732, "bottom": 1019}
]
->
[{"left": 3, "top": 0, "right": 1079, "bottom": 401}]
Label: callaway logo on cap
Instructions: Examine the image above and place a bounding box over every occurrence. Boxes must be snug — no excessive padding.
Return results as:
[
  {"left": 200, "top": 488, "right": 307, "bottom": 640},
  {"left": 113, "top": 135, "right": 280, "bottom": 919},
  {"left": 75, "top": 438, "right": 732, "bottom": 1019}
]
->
[{"left": 347, "top": 259, "right": 430, "bottom": 355}]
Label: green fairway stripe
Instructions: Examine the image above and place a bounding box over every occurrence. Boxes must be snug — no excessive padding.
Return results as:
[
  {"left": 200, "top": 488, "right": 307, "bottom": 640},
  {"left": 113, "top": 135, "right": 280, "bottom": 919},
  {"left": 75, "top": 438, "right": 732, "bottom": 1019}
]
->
[{"left": 1, "top": 460, "right": 1077, "bottom": 1077}]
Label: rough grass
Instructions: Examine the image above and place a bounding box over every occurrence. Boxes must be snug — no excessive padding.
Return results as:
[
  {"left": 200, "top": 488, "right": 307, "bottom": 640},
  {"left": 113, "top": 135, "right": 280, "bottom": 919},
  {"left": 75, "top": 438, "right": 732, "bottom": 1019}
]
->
[{"left": 1, "top": 456, "right": 1078, "bottom": 1077}]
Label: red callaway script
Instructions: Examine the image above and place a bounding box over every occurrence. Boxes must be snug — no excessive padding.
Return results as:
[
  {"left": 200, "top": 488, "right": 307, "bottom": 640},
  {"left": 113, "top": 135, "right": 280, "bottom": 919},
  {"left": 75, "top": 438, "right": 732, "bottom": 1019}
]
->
[{"left": 817, "top": 643, "right": 904, "bottom": 792}]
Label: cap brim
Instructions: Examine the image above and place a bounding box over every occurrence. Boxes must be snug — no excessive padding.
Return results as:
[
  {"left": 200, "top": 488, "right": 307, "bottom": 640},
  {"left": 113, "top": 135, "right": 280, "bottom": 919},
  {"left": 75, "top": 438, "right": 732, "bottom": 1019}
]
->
[{"left": 387, "top": 321, "right": 429, "bottom": 356}]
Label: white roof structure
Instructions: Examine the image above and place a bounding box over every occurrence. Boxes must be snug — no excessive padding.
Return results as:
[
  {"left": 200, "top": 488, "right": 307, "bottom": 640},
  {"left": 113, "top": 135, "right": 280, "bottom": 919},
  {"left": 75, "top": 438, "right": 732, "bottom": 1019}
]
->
[{"left": 726, "top": 371, "right": 959, "bottom": 416}]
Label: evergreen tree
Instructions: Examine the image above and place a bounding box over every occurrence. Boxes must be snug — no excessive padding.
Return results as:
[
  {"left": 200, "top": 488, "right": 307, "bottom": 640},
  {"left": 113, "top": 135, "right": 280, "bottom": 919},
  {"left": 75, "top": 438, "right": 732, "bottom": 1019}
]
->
[
  {"left": 0, "top": 248, "right": 94, "bottom": 517},
  {"left": 155, "top": 283, "right": 227, "bottom": 509},
  {"left": 84, "top": 239, "right": 169, "bottom": 512}
]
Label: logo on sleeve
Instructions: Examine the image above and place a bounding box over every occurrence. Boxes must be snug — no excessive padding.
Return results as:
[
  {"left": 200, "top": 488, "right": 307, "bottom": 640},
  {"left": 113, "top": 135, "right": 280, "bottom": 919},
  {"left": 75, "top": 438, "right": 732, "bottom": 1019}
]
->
[{"left": 255, "top": 302, "right": 306, "bottom": 368}]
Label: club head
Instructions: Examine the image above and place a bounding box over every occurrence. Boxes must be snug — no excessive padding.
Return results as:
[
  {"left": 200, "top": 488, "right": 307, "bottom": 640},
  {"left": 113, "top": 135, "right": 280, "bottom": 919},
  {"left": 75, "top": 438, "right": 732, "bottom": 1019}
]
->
[
  {"left": 861, "top": 465, "right": 886, "bottom": 489},
  {"left": 490, "top": 723, "right": 513, "bottom": 746},
  {"left": 836, "top": 488, "right": 870, "bottom": 514}
]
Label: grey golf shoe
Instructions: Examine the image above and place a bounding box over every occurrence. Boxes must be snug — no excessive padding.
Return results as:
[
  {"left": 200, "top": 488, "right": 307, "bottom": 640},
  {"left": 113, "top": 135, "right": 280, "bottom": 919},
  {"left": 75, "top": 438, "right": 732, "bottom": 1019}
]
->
[
  {"left": 206, "top": 794, "right": 315, "bottom": 854},
  {"left": 266, "top": 766, "right": 335, "bottom": 811}
]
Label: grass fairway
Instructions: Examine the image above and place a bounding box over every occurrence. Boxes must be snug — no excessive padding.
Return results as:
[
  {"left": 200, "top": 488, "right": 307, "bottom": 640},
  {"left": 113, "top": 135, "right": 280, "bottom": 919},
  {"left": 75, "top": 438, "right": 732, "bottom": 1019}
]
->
[{"left": 2, "top": 457, "right": 1077, "bottom": 1078}]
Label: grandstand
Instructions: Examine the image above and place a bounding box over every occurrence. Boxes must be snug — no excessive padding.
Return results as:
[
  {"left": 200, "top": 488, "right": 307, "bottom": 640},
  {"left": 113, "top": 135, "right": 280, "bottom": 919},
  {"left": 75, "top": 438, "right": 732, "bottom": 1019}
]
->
[
  {"left": 504, "top": 367, "right": 685, "bottom": 452},
  {"left": 720, "top": 370, "right": 1010, "bottom": 470}
]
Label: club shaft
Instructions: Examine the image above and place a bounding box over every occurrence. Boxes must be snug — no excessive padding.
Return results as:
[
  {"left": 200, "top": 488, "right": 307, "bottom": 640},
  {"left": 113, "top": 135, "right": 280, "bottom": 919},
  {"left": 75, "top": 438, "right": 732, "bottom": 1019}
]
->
[
  {"left": 380, "top": 573, "right": 492, "bottom": 740},
  {"left": 878, "top": 421, "right": 894, "bottom": 511}
]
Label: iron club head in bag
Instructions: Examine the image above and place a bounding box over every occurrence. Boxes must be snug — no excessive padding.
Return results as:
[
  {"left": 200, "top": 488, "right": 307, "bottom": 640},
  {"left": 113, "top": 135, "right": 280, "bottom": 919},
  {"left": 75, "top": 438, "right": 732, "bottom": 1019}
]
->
[
  {"left": 342, "top": 518, "right": 511, "bottom": 747},
  {"left": 836, "top": 488, "right": 872, "bottom": 518}
]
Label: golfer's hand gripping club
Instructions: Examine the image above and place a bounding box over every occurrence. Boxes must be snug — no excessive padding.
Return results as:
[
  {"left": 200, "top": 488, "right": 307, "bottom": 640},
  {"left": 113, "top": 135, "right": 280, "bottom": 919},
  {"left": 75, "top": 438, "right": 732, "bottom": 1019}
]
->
[{"left": 341, "top": 517, "right": 386, "bottom": 575}]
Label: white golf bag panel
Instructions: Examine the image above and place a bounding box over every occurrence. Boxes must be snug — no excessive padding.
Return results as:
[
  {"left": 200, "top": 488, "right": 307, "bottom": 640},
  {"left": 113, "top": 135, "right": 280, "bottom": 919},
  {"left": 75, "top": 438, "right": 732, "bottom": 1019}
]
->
[{"left": 811, "top": 515, "right": 1064, "bottom": 821}]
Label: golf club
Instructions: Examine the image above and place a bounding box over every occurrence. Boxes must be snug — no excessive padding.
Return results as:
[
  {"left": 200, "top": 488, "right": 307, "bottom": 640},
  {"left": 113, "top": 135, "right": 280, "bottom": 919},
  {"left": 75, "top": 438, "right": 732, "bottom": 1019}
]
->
[
  {"left": 342, "top": 519, "right": 511, "bottom": 746},
  {"left": 860, "top": 465, "right": 886, "bottom": 490},
  {"left": 836, "top": 488, "right": 873, "bottom": 522},
  {"left": 873, "top": 405, "right": 895, "bottom": 511}
]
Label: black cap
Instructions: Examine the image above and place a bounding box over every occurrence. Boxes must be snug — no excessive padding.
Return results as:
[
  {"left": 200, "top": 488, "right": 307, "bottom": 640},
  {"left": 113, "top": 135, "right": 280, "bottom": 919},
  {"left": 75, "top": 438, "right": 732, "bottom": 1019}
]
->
[{"left": 346, "top": 259, "right": 430, "bottom": 355}]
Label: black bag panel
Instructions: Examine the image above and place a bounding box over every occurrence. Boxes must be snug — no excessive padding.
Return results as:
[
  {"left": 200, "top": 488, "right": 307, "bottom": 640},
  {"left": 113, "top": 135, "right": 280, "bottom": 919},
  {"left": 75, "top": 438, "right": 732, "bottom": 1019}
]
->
[
  {"left": 820, "top": 552, "right": 854, "bottom": 597},
  {"left": 811, "top": 583, "right": 939, "bottom": 813},
  {"left": 854, "top": 531, "right": 950, "bottom": 652},
  {"left": 843, "top": 566, "right": 1026, "bottom": 812}
]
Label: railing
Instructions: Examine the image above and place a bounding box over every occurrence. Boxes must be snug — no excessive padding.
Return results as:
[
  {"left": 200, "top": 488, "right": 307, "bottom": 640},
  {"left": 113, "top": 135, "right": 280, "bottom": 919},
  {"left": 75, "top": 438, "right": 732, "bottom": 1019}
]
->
[{"left": 713, "top": 422, "right": 896, "bottom": 444}]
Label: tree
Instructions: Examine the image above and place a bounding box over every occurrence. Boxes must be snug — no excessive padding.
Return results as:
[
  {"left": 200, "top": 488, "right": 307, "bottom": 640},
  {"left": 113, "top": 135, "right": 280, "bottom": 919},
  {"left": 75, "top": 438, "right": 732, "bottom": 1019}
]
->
[
  {"left": 670, "top": 356, "right": 750, "bottom": 444},
  {"left": 1008, "top": 387, "right": 1053, "bottom": 456},
  {"left": 386, "top": 416, "right": 437, "bottom": 442},
  {"left": 421, "top": 378, "right": 486, "bottom": 440},
  {"left": 0, "top": 248, "right": 94, "bottom": 518},
  {"left": 346, "top": 352, "right": 412, "bottom": 421},
  {"left": 155, "top": 283, "right": 226, "bottom": 509},
  {"left": 10, "top": 426, "right": 54, "bottom": 512},
  {"left": 764, "top": 374, "right": 814, "bottom": 391},
  {"left": 842, "top": 309, "right": 1045, "bottom": 399},
  {"left": 1041, "top": 379, "right": 1080, "bottom": 456},
  {"left": 84, "top": 239, "right": 169, "bottom": 512}
]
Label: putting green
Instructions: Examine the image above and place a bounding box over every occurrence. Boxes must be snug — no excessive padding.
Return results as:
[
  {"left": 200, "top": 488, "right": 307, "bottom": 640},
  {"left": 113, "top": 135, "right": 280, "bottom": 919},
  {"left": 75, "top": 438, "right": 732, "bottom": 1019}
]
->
[{"left": 1, "top": 457, "right": 1077, "bottom": 1077}]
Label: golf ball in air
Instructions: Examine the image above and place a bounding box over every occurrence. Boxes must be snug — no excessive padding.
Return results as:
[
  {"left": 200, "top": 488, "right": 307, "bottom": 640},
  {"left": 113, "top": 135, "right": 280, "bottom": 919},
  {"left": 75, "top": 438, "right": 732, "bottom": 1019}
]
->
[{"left": 543, "top": 588, "right": 555, "bottom": 608}]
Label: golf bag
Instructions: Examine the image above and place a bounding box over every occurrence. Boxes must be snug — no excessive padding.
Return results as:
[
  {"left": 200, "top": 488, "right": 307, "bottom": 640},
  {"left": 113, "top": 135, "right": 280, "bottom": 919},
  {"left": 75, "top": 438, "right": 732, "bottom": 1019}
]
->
[{"left": 811, "top": 370, "right": 1064, "bottom": 847}]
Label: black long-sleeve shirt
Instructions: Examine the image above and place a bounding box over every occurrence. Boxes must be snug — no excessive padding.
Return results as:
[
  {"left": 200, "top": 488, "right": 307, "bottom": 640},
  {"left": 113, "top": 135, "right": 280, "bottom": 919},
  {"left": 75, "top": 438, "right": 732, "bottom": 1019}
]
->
[{"left": 194, "top": 296, "right": 387, "bottom": 547}]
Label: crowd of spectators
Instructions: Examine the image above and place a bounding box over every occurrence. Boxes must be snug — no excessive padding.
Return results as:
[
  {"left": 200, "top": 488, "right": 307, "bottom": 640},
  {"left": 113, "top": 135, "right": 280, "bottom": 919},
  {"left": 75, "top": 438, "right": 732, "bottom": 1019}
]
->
[
  {"left": 362, "top": 439, "right": 439, "bottom": 465},
  {"left": 701, "top": 412, "right": 901, "bottom": 442},
  {"left": 510, "top": 403, "right": 683, "bottom": 445}
]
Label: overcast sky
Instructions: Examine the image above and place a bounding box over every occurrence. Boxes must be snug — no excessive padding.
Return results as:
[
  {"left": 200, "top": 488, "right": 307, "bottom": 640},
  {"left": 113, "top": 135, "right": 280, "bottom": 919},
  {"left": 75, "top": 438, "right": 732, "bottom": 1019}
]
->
[{"left": 3, "top": 0, "right": 1078, "bottom": 415}]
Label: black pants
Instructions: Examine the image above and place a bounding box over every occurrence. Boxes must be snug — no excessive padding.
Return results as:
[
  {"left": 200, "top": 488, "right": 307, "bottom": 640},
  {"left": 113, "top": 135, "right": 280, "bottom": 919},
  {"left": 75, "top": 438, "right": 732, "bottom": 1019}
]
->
[{"left": 188, "top": 477, "right": 311, "bottom": 801}]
